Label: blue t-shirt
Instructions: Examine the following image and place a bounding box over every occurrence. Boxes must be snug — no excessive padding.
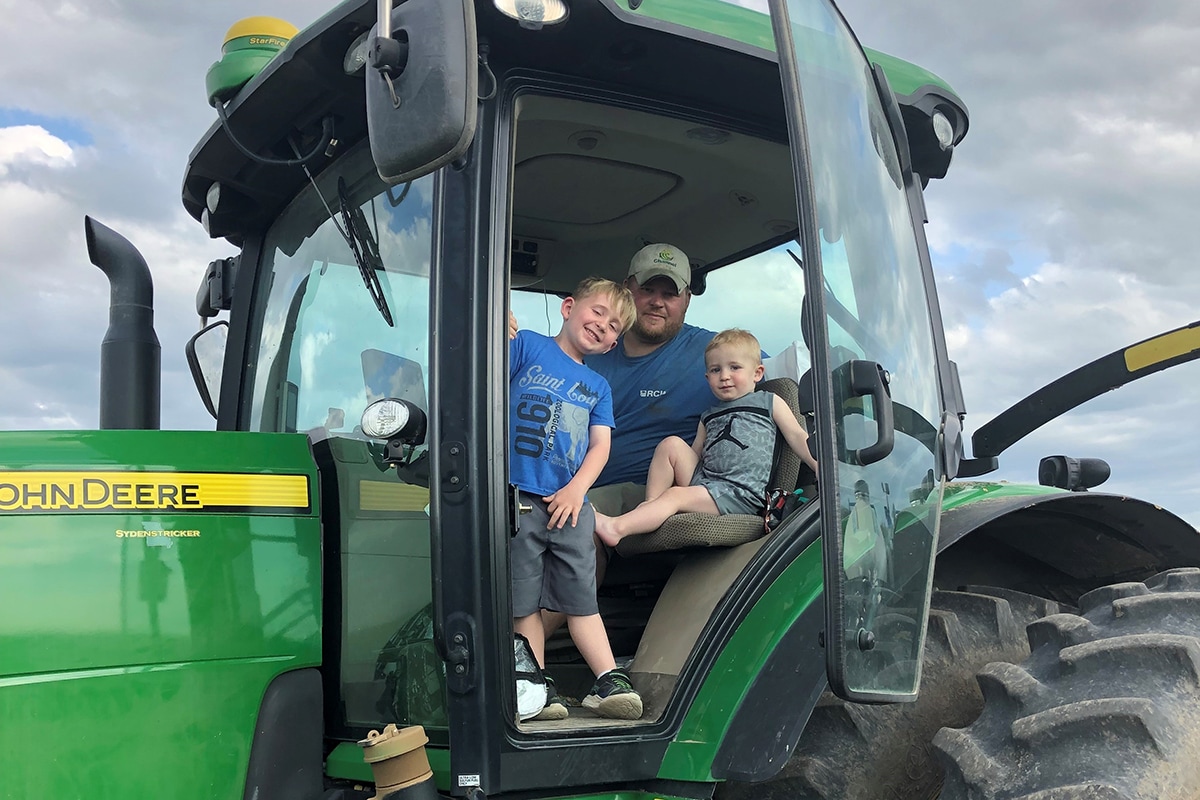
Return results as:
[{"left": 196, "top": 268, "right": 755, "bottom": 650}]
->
[
  {"left": 509, "top": 330, "right": 615, "bottom": 497},
  {"left": 587, "top": 323, "right": 716, "bottom": 486}
]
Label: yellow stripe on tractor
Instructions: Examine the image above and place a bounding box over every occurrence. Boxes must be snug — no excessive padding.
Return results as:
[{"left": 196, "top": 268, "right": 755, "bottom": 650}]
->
[{"left": 0, "top": 471, "right": 309, "bottom": 512}]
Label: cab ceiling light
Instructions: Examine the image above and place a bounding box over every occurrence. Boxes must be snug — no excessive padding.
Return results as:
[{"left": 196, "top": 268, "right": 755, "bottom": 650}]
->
[
  {"left": 686, "top": 126, "right": 731, "bottom": 145},
  {"left": 493, "top": 0, "right": 568, "bottom": 30},
  {"left": 569, "top": 130, "right": 606, "bottom": 151}
]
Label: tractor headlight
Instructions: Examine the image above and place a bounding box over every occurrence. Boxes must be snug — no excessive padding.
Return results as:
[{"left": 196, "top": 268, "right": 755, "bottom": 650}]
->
[
  {"left": 493, "top": 0, "right": 568, "bottom": 30},
  {"left": 932, "top": 111, "right": 954, "bottom": 151},
  {"left": 362, "top": 398, "right": 427, "bottom": 445}
]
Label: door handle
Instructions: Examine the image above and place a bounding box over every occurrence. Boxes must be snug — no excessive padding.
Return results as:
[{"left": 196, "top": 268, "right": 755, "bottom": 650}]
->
[
  {"left": 846, "top": 360, "right": 895, "bottom": 466},
  {"left": 508, "top": 483, "right": 533, "bottom": 538}
]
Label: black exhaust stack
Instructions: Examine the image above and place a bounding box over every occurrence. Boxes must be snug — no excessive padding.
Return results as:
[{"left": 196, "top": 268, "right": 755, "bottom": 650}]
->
[{"left": 85, "top": 216, "right": 161, "bottom": 430}]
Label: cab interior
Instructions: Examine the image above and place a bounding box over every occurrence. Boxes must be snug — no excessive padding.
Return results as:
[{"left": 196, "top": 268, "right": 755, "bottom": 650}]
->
[
  {"left": 504, "top": 91, "right": 814, "bottom": 729},
  {"left": 300, "top": 82, "right": 817, "bottom": 744}
]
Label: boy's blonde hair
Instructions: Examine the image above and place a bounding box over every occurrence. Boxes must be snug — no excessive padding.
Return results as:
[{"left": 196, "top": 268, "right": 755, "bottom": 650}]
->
[
  {"left": 574, "top": 277, "right": 637, "bottom": 333},
  {"left": 705, "top": 328, "right": 763, "bottom": 365}
]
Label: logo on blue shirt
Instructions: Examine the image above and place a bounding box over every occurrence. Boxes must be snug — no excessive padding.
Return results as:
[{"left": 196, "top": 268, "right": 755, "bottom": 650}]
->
[
  {"left": 517, "top": 364, "right": 565, "bottom": 392},
  {"left": 568, "top": 381, "right": 601, "bottom": 405}
]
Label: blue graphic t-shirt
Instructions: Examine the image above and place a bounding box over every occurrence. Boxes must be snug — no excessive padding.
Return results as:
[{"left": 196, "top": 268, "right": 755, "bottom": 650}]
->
[
  {"left": 509, "top": 330, "right": 615, "bottom": 497},
  {"left": 587, "top": 323, "right": 716, "bottom": 486}
]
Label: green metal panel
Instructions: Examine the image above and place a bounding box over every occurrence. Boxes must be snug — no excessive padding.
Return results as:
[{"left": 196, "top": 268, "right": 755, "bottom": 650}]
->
[
  {"left": 622, "top": 0, "right": 957, "bottom": 98},
  {"left": 327, "top": 747, "right": 714, "bottom": 800},
  {"left": 862, "top": 47, "right": 955, "bottom": 99},
  {"left": 626, "top": 0, "right": 777, "bottom": 50},
  {"left": 0, "top": 429, "right": 317, "bottom": 473},
  {"left": 1, "top": 658, "right": 298, "bottom": 797},
  {"left": 0, "top": 430, "right": 320, "bottom": 800},
  {"left": 941, "top": 480, "right": 1065, "bottom": 513},
  {"left": 657, "top": 537, "right": 824, "bottom": 780}
]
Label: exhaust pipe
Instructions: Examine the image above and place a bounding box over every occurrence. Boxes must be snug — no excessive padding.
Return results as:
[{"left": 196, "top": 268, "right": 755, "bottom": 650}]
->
[{"left": 85, "top": 216, "right": 161, "bottom": 430}]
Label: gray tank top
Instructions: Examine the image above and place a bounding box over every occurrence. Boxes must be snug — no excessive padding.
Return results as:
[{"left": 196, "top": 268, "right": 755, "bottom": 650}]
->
[{"left": 690, "top": 390, "right": 777, "bottom": 514}]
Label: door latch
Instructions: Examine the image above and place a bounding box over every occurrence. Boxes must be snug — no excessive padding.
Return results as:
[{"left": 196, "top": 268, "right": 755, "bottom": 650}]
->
[{"left": 508, "top": 483, "right": 532, "bottom": 537}]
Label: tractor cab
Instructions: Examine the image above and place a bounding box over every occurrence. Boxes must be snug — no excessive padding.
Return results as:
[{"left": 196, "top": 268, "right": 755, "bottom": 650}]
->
[{"left": 185, "top": 0, "right": 966, "bottom": 794}]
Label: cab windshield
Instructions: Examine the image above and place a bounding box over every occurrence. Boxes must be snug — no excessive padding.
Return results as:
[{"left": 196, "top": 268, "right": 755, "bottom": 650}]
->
[
  {"left": 244, "top": 145, "right": 442, "bottom": 736},
  {"left": 245, "top": 147, "right": 434, "bottom": 440}
]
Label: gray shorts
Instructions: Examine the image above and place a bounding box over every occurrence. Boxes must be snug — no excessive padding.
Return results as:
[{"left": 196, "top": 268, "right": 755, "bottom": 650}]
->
[
  {"left": 691, "top": 476, "right": 762, "bottom": 515},
  {"left": 510, "top": 492, "right": 598, "bottom": 617}
]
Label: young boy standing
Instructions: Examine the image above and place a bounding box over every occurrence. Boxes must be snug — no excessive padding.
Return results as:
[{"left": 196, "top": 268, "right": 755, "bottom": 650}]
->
[
  {"left": 508, "top": 277, "right": 643, "bottom": 721},
  {"left": 594, "top": 328, "right": 818, "bottom": 546}
]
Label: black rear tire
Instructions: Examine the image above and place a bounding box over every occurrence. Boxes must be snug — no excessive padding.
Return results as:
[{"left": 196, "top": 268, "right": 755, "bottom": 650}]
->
[
  {"left": 935, "top": 567, "right": 1200, "bottom": 799},
  {"left": 716, "top": 587, "right": 1063, "bottom": 800}
]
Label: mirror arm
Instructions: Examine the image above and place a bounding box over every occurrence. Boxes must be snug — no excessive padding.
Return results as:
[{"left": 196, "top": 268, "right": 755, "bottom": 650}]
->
[
  {"left": 378, "top": 0, "right": 393, "bottom": 39},
  {"left": 371, "top": 38, "right": 409, "bottom": 78},
  {"left": 372, "top": 0, "right": 409, "bottom": 77}
]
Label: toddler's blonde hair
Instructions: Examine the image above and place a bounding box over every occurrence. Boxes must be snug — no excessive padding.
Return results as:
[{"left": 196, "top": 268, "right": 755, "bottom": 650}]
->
[{"left": 705, "top": 328, "right": 762, "bottom": 366}]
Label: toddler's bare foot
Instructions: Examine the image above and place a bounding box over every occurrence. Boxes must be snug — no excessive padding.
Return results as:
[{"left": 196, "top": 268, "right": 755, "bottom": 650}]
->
[{"left": 594, "top": 512, "right": 622, "bottom": 548}]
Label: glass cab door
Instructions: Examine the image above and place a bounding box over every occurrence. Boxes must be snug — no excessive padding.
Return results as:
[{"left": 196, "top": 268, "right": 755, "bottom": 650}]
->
[
  {"left": 236, "top": 144, "right": 447, "bottom": 739},
  {"left": 771, "top": 0, "right": 947, "bottom": 701}
]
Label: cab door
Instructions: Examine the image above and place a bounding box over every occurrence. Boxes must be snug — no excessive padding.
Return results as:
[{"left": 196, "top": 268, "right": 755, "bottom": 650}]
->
[{"left": 770, "top": 0, "right": 949, "bottom": 702}]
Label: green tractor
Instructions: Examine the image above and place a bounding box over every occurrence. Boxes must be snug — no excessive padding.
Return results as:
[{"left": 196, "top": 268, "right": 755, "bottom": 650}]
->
[{"left": 5, "top": 1, "right": 1200, "bottom": 798}]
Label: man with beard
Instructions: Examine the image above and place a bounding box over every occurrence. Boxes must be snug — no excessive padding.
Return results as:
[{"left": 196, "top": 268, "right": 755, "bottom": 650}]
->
[
  {"left": 539, "top": 244, "right": 713, "bottom": 641},
  {"left": 585, "top": 243, "right": 716, "bottom": 515}
]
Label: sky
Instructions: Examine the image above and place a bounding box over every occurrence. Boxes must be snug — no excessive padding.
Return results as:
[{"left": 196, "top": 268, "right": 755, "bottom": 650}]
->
[{"left": 1, "top": 1, "right": 1198, "bottom": 526}]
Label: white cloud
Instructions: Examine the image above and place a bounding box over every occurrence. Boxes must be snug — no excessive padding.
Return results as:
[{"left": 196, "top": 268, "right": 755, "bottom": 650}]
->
[{"left": 0, "top": 126, "right": 75, "bottom": 175}]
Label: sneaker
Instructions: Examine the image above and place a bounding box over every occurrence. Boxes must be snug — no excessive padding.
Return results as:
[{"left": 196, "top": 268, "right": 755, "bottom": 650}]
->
[
  {"left": 514, "top": 634, "right": 547, "bottom": 721},
  {"left": 516, "top": 676, "right": 547, "bottom": 721},
  {"left": 583, "top": 669, "right": 643, "bottom": 720},
  {"left": 532, "top": 675, "right": 569, "bottom": 721}
]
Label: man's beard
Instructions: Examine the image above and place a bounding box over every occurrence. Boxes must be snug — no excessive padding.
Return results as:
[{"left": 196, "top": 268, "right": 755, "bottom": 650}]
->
[{"left": 631, "top": 315, "right": 683, "bottom": 345}]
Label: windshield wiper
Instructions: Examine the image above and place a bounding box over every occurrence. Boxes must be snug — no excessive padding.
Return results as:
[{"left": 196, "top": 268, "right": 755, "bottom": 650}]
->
[{"left": 337, "top": 177, "right": 394, "bottom": 327}]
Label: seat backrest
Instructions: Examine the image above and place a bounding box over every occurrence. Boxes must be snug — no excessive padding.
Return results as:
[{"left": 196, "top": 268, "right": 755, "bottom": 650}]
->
[
  {"left": 757, "top": 377, "right": 803, "bottom": 495},
  {"left": 612, "top": 377, "right": 809, "bottom": 558}
]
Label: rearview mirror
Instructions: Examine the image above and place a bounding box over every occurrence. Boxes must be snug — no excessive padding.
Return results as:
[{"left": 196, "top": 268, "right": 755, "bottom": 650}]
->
[
  {"left": 186, "top": 321, "right": 229, "bottom": 419},
  {"left": 367, "top": 0, "right": 478, "bottom": 185}
]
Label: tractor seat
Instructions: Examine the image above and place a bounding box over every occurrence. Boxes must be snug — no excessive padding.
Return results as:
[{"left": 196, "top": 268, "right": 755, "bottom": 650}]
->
[{"left": 614, "top": 377, "right": 813, "bottom": 557}]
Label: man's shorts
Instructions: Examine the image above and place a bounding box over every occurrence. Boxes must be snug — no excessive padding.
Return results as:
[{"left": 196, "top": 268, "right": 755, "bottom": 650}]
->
[{"left": 510, "top": 492, "right": 598, "bottom": 617}]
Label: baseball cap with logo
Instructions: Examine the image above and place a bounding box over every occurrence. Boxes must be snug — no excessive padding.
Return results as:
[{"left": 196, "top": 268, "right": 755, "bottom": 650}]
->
[{"left": 627, "top": 243, "right": 691, "bottom": 293}]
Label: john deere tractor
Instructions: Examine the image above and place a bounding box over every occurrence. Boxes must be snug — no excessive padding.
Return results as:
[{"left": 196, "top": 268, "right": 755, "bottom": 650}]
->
[{"left": 5, "top": 1, "right": 1200, "bottom": 799}]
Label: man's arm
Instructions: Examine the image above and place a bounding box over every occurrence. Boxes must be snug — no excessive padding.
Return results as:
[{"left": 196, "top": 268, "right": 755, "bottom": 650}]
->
[
  {"left": 772, "top": 394, "right": 819, "bottom": 473},
  {"left": 543, "top": 424, "right": 611, "bottom": 529}
]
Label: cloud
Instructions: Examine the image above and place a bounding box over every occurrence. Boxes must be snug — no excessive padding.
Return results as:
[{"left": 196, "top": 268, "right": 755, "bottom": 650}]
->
[
  {"left": 0, "top": 125, "right": 75, "bottom": 175},
  {"left": 1, "top": 0, "right": 1197, "bottom": 531},
  {"left": 838, "top": 0, "right": 1200, "bottom": 524}
]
